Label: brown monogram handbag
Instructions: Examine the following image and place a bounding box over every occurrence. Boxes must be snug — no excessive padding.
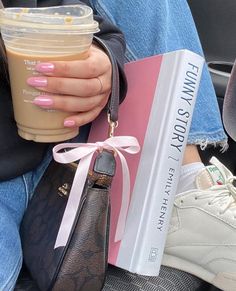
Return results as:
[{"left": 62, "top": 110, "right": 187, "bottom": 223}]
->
[
  {"left": 20, "top": 149, "right": 115, "bottom": 291},
  {"left": 20, "top": 38, "right": 122, "bottom": 291}
]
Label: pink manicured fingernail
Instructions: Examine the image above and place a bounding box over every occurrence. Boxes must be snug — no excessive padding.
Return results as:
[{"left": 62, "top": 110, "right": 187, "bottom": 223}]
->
[
  {"left": 64, "top": 120, "right": 76, "bottom": 127},
  {"left": 27, "top": 77, "right": 47, "bottom": 87},
  {"left": 33, "top": 96, "right": 53, "bottom": 106},
  {"left": 35, "top": 63, "right": 55, "bottom": 73}
]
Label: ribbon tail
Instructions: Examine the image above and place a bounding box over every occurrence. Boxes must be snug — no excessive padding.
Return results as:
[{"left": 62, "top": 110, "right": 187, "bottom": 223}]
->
[
  {"left": 54, "top": 153, "right": 93, "bottom": 249},
  {"left": 114, "top": 151, "right": 131, "bottom": 242}
]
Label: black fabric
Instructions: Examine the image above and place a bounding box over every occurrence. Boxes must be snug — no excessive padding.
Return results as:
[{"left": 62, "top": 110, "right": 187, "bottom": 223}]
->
[
  {"left": 0, "top": 0, "right": 127, "bottom": 181},
  {"left": 2, "top": 0, "right": 36, "bottom": 7},
  {"left": 188, "top": 0, "right": 236, "bottom": 99},
  {"left": 0, "top": 59, "right": 49, "bottom": 181}
]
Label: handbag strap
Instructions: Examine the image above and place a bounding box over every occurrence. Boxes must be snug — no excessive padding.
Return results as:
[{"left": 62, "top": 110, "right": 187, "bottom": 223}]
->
[{"left": 93, "top": 36, "right": 119, "bottom": 137}]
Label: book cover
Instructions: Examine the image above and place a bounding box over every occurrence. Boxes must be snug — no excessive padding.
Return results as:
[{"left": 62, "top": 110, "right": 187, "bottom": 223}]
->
[{"left": 88, "top": 49, "right": 204, "bottom": 275}]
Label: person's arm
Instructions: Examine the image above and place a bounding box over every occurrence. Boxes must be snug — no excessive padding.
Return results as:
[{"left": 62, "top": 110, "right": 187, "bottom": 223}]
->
[
  {"left": 42, "top": 0, "right": 128, "bottom": 103},
  {"left": 65, "top": 0, "right": 128, "bottom": 103},
  {"left": 93, "top": 13, "right": 128, "bottom": 104}
]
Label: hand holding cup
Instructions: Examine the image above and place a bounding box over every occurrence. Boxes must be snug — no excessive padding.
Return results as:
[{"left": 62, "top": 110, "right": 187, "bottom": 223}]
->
[
  {"left": 29, "top": 44, "right": 112, "bottom": 128},
  {"left": 0, "top": 5, "right": 99, "bottom": 142}
]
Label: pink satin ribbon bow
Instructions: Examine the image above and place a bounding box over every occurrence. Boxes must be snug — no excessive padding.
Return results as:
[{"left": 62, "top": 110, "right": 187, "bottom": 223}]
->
[{"left": 53, "top": 136, "right": 140, "bottom": 249}]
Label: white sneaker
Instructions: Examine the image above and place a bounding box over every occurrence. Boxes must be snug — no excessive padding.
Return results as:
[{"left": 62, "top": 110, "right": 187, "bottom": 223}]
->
[{"left": 162, "top": 157, "right": 236, "bottom": 291}]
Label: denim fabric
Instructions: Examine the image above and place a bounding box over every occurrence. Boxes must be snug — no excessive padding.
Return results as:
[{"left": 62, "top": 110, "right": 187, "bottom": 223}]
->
[
  {"left": 91, "top": 0, "right": 228, "bottom": 149},
  {"left": 0, "top": 149, "right": 52, "bottom": 290}
]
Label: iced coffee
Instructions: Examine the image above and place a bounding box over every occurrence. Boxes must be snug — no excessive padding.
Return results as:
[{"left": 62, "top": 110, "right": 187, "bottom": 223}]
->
[{"left": 0, "top": 5, "right": 99, "bottom": 142}]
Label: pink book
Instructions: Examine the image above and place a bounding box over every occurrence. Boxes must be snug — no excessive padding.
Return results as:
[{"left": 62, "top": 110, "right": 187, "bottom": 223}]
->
[{"left": 88, "top": 49, "right": 204, "bottom": 275}]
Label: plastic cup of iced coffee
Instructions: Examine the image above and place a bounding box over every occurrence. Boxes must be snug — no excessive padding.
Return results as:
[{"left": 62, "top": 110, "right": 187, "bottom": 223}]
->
[{"left": 0, "top": 5, "right": 99, "bottom": 142}]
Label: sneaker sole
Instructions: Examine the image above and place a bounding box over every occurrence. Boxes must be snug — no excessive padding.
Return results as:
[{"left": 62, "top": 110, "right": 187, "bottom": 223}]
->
[{"left": 162, "top": 253, "right": 236, "bottom": 291}]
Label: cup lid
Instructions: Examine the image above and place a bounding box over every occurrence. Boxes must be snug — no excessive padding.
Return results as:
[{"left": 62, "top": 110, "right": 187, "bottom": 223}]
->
[{"left": 0, "top": 5, "right": 99, "bottom": 33}]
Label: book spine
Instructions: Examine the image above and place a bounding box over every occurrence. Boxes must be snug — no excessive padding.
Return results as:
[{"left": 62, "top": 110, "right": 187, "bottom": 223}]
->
[{"left": 116, "top": 50, "right": 204, "bottom": 275}]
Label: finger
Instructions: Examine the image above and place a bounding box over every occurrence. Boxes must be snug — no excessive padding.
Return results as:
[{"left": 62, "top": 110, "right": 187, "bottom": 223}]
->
[
  {"left": 27, "top": 75, "right": 110, "bottom": 97},
  {"left": 64, "top": 107, "right": 104, "bottom": 128},
  {"left": 33, "top": 93, "right": 109, "bottom": 113},
  {"left": 34, "top": 46, "right": 111, "bottom": 79}
]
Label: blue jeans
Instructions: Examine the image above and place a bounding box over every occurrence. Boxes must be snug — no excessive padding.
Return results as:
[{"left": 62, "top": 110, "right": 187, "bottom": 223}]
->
[
  {"left": 91, "top": 0, "right": 227, "bottom": 149},
  {"left": 0, "top": 149, "right": 52, "bottom": 290}
]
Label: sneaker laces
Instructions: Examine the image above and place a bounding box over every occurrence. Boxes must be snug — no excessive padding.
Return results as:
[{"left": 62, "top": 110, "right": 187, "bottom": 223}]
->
[{"left": 196, "top": 176, "right": 236, "bottom": 214}]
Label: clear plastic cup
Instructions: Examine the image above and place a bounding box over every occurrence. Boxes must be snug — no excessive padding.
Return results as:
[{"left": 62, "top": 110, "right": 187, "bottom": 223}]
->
[{"left": 0, "top": 5, "right": 99, "bottom": 142}]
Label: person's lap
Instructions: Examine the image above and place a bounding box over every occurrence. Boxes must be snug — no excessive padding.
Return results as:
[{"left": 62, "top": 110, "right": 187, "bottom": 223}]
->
[
  {"left": 0, "top": 149, "right": 52, "bottom": 290},
  {"left": 0, "top": 175, "right": 27, "bottom": 290}
]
